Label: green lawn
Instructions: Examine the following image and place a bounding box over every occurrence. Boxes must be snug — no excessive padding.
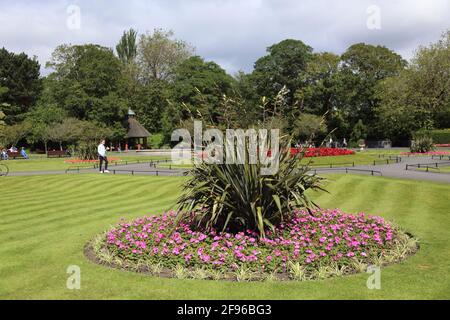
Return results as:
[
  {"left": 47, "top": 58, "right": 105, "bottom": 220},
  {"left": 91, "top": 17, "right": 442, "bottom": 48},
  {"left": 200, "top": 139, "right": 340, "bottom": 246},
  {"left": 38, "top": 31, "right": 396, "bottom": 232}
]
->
[
  {"left": 0, "top": 173, "right": 449, "bottom": 299},
  {"left": 0, "top": 153, "right": 170, "bottom": 172},
  {"left": 157, "top": 150, "right": 398, "bottom": 169}
]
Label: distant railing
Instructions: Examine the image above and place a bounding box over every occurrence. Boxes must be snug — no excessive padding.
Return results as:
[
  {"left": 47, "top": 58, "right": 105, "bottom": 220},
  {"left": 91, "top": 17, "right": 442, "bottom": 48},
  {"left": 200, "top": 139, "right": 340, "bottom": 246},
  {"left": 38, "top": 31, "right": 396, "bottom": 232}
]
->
[
  {"left": 372, "top": 157, "right": 402, "bottom": 165},
  {"left": 110, "top": 169, "right": 189, "bottom": 176},
  {"left": 310, "top": 167, "right": 383, "bottom": 176},
  {"left": 405, "top": 161, "right": 450, "bottom": 172},
  {"left": 309, "top": 162, "right": 355, "bottom": 168},
  {"left": 431, "top": 155, "right": 450, "bottom": 161}
]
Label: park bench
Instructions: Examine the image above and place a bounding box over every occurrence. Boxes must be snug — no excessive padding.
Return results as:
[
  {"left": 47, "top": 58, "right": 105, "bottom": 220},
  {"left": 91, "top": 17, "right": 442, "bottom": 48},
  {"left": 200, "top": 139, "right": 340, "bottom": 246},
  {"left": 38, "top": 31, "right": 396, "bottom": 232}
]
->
[
  {"left": 47, "top": 150, "right": 69, "bottom": 158},
  {"left": 6, "top": 151, "right": 26, "bottom": 159}
]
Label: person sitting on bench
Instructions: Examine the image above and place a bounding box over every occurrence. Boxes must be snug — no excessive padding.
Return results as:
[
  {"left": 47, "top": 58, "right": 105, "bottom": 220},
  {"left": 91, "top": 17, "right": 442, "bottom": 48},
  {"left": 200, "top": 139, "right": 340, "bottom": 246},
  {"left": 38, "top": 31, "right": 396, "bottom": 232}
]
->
[
  {"left": 20, "top": 147, "right": 29, "bottom": 159},
  {"left": 1, "top": 149, "right": 8, "bottom": 160}
]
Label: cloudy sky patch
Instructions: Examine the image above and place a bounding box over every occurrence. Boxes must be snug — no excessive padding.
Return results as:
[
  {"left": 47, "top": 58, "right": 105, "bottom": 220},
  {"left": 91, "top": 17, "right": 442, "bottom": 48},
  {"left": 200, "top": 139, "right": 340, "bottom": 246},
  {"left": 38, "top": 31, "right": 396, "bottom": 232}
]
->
[{"left": 0, "top": 0, "right": 449, "bottom": 75}]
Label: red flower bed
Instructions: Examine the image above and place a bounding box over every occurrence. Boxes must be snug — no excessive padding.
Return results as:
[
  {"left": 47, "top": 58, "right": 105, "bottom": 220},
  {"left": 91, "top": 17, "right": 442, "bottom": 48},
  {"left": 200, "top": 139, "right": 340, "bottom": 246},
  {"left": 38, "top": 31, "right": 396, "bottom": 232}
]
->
[
  {"left": 65, "top": 157, "right": 119, "bottom": 164},
  {"left": 291, "top": 148, "right": 355, "bottom": 157},
  {"left": 200, "top": 148, "right": 354, "bottom": 159}
]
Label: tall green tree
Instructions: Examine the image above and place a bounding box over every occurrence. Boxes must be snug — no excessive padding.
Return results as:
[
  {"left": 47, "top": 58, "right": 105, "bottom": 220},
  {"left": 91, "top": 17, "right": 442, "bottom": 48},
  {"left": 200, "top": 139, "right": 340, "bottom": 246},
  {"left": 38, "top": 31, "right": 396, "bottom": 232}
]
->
[
  {"left": 46, "top": 44, "right": 125, "bottom": 123},
  {"left": 252, "top": 39, "right": 313, "bottom": 111},
  {"left": 137, "top": 29, "right": 194, "bottom": 83},
  {"left": 25, "top": 103, "right": 66, "bottom": 152},
  {"left": 170, "top": 56, "right": 235, "bottom": 125},
  {"left": 375, "top": 30, "right": 450, "bottom": 141},
  {"left": 116, "top": 28, "right": 138, "bottom": 65},
  {"left": 0, "top": 48, "right": 42, "bottom": 124},
  {"left": 298, "top": 52, "right": 341, "bottom": 115},
  {"left": 339, "top": 43, "right": 406, "bottom": 136}
]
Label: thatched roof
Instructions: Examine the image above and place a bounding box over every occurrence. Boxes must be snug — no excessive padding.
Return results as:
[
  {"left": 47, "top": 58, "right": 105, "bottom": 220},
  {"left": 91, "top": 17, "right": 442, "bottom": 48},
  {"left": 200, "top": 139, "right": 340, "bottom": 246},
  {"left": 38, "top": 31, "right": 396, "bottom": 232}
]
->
[{"left": 125, "top": 117, "right": 150, "bottom": 139}]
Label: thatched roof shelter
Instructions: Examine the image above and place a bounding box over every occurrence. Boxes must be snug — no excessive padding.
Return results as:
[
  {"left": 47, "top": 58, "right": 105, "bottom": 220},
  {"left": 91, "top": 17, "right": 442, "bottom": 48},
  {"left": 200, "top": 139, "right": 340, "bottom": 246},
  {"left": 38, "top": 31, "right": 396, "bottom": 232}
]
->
[{"left": 124, "top": 109, "right": 150, "bottom": 139}]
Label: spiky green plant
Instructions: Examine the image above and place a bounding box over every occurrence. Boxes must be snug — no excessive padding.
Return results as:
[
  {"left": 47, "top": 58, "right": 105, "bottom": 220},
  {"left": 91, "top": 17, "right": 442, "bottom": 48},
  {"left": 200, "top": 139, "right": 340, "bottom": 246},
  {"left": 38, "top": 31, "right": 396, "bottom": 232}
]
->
[{"left": 177, "top": 139, "right": 326, "bottom": 238}]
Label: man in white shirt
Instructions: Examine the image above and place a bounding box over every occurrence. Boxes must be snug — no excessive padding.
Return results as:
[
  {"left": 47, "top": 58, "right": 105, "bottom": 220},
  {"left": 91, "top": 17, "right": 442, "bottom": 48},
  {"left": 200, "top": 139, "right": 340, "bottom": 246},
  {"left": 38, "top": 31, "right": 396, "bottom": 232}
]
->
[{"left": 98, "top": 139, "right": 110, "bottom": 173}]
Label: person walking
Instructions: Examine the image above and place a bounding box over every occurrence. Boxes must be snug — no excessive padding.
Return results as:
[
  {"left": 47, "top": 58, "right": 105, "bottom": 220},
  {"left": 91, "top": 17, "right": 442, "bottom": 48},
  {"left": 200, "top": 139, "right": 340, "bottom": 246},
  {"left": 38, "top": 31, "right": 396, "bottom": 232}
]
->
[{"left": 98, "top": 139, "right": 110, "bottom": 173}]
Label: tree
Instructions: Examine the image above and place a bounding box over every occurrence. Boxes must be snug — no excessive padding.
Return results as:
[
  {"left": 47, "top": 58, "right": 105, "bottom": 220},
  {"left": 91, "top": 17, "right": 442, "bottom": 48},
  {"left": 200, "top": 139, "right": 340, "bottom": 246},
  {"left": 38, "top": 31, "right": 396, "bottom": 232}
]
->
[
  {"left": 24, "top": 103, "right": 66, "bottom": 153},
  {"left": 350, "top": 119, "right": 367, "bottom": 144},
  {"left": 137, "top": 29, "right": 194, "bottom": 83},
  {"left": 170, "top": 56, "right": 235, "bottom": 126},
  {"left": 339, "top": 43, "right": 406, "bottom": 135},
  {"left": 252, "top": 39, "right": 313, "bottom": 110},
  {"left": 75, "top": 121, "right": 113, "bottom": 160},
  {"left": 46, "top": 44, "right": 124, "bottom": 123},
  {"left": 0, "top": 48, "right": 42, "bottom": 124},
  {"left": 0, "top": 122, "right": 30, "bottom": 148},
  {"left": 133, "top": 80, "right": 170, "bottom": 133},
  {"left": 116, "top": 28, "right": 138, "bottom": 65},
  {"left": 292, "top": 113, "right": 326, "bottom": 143},
  {"left": 46, "top": 118, "right": 83, "bottom": 151},
  {"left": 375, "top": 30, "right": 450, "bottom": 141},
  {"left": 298, "top": 52, "right": 341, "bottom": 115},
  {"left": 0, "top": 109, "right": 5, "bottom": 145},
  {"left": 405, "top": 30, "right": 450, "bottom": 128}
]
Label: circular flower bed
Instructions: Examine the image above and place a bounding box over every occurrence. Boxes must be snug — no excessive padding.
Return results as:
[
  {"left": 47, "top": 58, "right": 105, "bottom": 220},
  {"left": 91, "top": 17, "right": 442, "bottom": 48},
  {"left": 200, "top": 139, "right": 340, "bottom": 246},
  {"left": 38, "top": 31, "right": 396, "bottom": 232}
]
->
[{"left": 88, "top": 209, "right": 418, "bottom": 281}]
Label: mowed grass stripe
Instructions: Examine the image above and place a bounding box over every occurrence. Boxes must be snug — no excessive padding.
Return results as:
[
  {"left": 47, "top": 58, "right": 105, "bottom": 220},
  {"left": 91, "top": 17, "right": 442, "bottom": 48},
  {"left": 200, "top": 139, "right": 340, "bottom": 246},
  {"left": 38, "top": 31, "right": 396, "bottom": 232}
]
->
[
  {"left": 0, "top": 175, "right": 107, "bottom": 208},
  {"left": 313, "top": 174, "right": 365, "bottom": 209},
  {"left": 0, "top": 176, "right": 183, "bottom": 235},
  {"left": 0, "top": 174, "right": 144, "bottom": 212},
  {"left": 0, "top": 175, "right": 181, "bottom": 223},
  {"left": 0, "top": 178, "right": 154, "bottom": 224},
  {"left": 0, "top": 190, "right": 179, "bottom": 246}
]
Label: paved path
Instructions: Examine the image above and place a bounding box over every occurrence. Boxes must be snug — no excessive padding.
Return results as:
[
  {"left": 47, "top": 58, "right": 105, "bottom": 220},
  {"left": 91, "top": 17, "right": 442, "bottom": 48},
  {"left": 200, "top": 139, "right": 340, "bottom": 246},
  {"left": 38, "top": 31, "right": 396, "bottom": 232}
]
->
[
  {"left": 4, "top": 156, "right": 450, "bottom": 184},
  {"left": 312, "top": 156, "right": 450, "bottom": 184}
]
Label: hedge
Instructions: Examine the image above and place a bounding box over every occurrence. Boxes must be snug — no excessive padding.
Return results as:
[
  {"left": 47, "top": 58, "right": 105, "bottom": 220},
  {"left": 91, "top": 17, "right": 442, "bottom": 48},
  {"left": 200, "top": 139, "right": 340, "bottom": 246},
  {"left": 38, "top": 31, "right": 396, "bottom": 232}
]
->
[{"left": 430, "top": 129, "right": 450, "bottom": 144}]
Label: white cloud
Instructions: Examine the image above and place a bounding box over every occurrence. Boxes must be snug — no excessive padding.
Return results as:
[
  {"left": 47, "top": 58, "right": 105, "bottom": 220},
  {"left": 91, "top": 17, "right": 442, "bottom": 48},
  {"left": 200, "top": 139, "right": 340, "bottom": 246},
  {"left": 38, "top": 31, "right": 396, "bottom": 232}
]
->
[{"left": 0, "top": 0, "right": 449, "bottom": 75}]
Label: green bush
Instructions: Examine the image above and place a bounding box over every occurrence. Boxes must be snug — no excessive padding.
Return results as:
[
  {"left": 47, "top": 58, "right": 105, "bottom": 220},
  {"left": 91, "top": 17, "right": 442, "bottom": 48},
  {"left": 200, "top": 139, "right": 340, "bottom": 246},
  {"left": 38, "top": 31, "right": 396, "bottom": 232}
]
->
[
  {"left": 177, "top": 141, "right": 326, "bottom": 238},
  {"left": 410, "top": 131, "right": 434, "bottom": 153},
  {"left": 149, "top": 133, "right": 164, "bottom": 149},
  {"left": 76, "top": 141, "right": 98, "bottom": 160},
  {"left": 430, "top": 129, "right": 450, "bottom": 144}
]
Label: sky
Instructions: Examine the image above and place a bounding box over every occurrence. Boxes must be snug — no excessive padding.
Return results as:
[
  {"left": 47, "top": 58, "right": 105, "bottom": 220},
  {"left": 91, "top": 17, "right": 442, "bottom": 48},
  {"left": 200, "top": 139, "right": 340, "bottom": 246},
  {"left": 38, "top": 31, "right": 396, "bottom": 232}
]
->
[{"left": 0, "top": 0, "right": 449, "bottom": 75}]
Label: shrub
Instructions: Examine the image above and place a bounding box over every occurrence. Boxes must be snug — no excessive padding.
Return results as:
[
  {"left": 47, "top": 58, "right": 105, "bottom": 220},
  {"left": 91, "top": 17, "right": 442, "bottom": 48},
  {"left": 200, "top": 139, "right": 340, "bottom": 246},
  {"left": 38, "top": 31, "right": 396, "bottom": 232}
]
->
[
  {"left": 430, "top": 129, "right": 450, "bottom": 144},
  {"left": 410, "top": 131, "right": 434, "bottom": 153},
  {"left": 177, "top": 141, "right": 326, "bottom": 238},
  {"left": 149, "top": 133, "right": 164, "bottom": 149}
]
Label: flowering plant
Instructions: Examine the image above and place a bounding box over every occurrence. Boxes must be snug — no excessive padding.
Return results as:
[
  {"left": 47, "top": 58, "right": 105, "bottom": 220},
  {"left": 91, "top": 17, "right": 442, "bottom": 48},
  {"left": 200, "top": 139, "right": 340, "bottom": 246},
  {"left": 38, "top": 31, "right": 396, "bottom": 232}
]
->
[
  {"left": 290, "top": 148, "right": 355, "bottom": 157},
  {"left": 98, "top": 209, "right": 416, "bottom": 279}
]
